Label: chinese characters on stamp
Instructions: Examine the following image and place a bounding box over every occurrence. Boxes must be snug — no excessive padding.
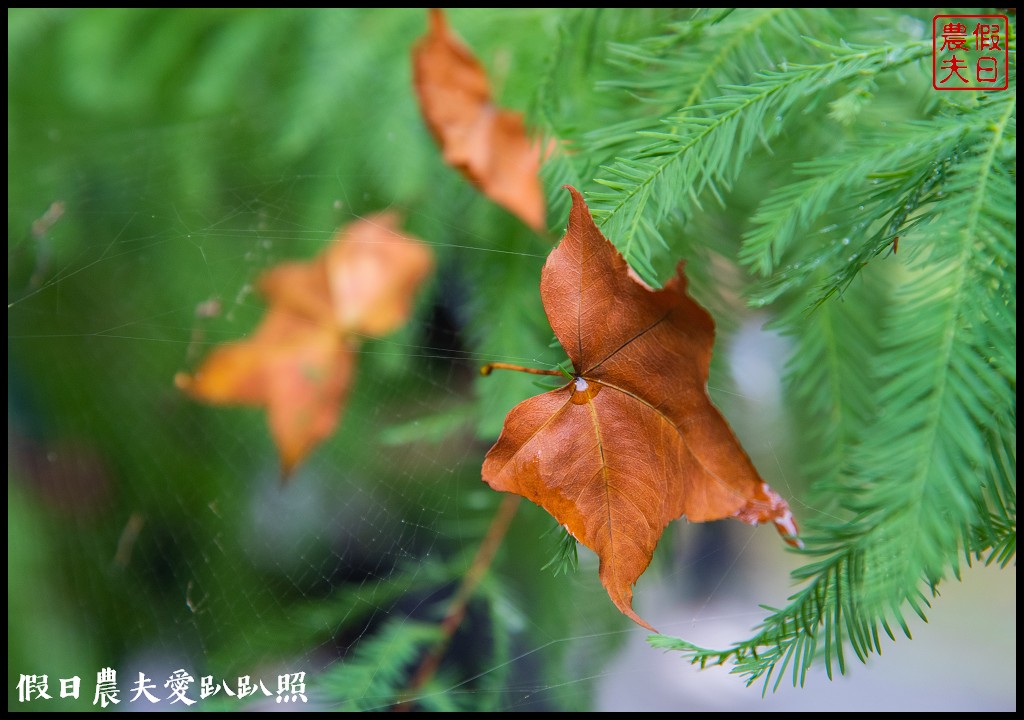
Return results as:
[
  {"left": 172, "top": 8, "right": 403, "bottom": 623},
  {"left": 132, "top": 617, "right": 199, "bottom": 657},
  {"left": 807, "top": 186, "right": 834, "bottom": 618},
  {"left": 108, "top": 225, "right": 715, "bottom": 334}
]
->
[{"left": 933, "top": 15, "right": 1009, "bottom": 90}]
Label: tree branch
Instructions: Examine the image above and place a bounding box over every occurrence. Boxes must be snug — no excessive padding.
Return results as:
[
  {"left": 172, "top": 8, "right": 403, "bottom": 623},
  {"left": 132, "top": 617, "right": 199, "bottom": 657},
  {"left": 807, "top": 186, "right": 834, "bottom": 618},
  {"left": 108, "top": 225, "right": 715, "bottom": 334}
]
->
[{"left": 394, "top": 494, "right": 521, "bottom": 710}]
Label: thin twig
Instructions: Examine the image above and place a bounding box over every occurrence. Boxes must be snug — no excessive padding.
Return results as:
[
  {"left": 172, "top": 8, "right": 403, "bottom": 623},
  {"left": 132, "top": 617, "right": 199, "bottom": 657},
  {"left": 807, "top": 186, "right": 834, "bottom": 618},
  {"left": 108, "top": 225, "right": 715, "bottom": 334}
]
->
[
  {"left": 394, "top": 494, "right": 521, "bottom": 710},
  {"left": 480, "top": 362, "right": 563, "bottom": 377}
]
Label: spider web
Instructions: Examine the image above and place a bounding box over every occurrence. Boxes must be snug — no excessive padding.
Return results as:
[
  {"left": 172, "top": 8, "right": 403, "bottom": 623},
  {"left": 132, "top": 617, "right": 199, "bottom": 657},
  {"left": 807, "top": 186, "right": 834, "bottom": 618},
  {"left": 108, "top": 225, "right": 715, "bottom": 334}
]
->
[{"left": 7, "top": 8, "right": 1015, "bottom": 712}]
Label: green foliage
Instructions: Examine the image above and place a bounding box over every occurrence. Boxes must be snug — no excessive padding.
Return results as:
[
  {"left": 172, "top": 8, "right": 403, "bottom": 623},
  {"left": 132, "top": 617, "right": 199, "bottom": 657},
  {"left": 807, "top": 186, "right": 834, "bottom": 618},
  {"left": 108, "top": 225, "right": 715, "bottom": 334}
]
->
[
  {"left": 541, "top": 524, "right": 580, "bottom": 577},
  {"left": 316, "top": 618, "right": 442, "bottom": 711},
  {"left": 7, "top": 7, "right": 1015, "bottom": 711}
]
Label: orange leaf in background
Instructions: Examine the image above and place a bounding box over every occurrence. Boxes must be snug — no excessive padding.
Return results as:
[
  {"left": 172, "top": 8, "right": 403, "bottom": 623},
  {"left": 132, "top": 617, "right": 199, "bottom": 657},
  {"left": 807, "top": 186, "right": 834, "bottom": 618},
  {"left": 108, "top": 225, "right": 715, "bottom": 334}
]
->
[
  {"left": 324, "top": 214, "right": 439, "bottom": 337},
  {"left": 176, "top": 212, "right": 433, "bottom": 476},
  {"left": 481, "top": 187, "right": 799, "bottom": 631},
  {"left": 412, "top": 8, "right": 548, "bottom": 231},
  {"left": 177, "top": 308, "right": 354, "bottom": 476}
]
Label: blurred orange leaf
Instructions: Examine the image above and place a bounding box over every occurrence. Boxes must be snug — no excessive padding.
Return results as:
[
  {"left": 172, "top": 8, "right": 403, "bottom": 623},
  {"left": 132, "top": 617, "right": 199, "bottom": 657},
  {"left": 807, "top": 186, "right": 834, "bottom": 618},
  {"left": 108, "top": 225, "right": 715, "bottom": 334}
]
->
[
  {"left": 177, "top": 213, "right": 433, "bottom": 475},
  {"left": 482, "top": 187, "right": 799, "bottom": 631},
  {"left": 412, "top": 8, "right": 548, "bottom": 231}
]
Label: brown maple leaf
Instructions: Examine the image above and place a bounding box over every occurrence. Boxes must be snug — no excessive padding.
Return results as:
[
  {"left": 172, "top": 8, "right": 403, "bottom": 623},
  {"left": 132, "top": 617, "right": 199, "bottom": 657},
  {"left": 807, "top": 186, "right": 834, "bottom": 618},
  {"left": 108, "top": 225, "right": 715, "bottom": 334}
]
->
[
  {"left": 412, "top": 8, "right": 548, "bottom": 232},
  {"left": 481, "top": 187, "right": 799, "bottom": 631},
  {"left": 176, "top": 212, "right": 433, "bottom": 476}
]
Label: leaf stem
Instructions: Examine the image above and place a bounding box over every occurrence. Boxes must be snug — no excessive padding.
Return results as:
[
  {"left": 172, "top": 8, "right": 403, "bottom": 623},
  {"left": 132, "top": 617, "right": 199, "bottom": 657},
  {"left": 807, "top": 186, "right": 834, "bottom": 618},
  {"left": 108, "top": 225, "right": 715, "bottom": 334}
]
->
[
  {"left": 480, "top": 362, "right": 563, "bottom": 377},
  {"left": 394, "top": 494, "right": 521, "bottom": 710}
]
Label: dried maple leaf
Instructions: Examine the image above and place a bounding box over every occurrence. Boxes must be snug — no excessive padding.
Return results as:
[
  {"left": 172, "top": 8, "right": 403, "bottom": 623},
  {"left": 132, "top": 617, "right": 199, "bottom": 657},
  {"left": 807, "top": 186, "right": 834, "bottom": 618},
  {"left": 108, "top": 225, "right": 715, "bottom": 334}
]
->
[
  {"left": 481, "top": 187, "right": 799, "bottom": 631},
  {"left": 412, "top": 8, "right": 547, "bottom": 231},
  {"left": 177, "top": 213, "right": 433, "bottom": 475}
]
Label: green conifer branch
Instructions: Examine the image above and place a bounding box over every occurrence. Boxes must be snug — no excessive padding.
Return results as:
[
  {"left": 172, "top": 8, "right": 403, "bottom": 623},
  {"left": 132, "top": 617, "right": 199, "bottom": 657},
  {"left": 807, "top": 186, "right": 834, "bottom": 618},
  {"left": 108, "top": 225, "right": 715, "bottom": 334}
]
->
[
  {"left": 586, "top": 40, "right": 932, "bottom": 284},
  {"left": 650, "top": 85, "right": 1016, "bottom": 689},
  {"left": 316, "top": 619, "right": 442, "bottom": 711}
]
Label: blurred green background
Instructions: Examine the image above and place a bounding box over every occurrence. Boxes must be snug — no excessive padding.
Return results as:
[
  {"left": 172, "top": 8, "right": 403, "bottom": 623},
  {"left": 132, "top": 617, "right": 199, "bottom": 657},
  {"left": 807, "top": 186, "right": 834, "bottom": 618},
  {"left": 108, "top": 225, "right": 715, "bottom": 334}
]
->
[
  {"left": 8, "top": 8, "right": 1015, "bottom": 711},
  {"left": 7, "top": 8, "right": 630, "bottom": 710}
]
